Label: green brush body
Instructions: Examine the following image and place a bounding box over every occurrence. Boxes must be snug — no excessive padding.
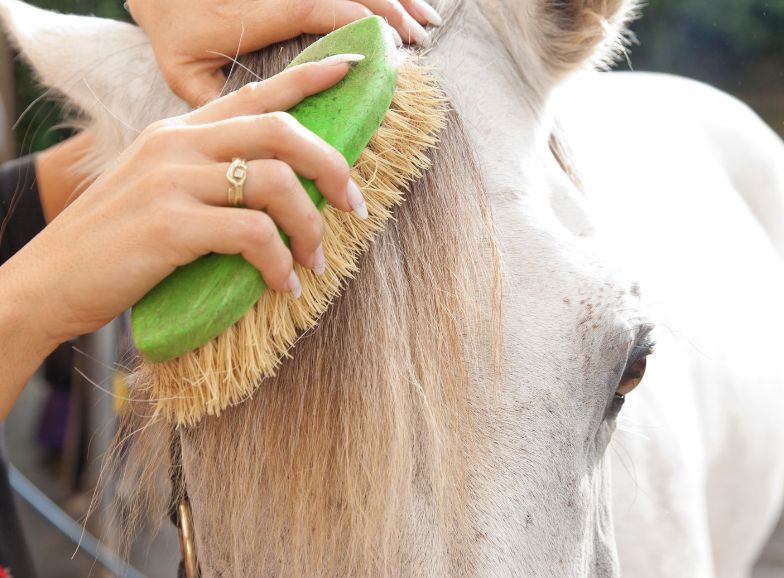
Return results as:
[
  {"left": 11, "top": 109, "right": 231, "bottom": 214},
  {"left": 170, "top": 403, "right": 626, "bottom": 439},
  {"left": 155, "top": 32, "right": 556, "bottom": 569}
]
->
[{"left": 131, "top": 17, "right": 398, "bottom": 363}]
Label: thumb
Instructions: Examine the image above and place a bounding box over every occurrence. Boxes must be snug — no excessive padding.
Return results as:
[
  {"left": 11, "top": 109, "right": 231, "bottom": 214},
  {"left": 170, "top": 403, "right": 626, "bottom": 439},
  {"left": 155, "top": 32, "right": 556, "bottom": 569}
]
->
[{"left": 165, "top": 65, "right": 227, "bottom": 109}]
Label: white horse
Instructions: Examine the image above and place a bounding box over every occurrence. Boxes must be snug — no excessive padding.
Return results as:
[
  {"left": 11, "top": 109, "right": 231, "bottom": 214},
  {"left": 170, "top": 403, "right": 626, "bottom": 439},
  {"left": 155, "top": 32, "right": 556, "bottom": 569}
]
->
[{"left": 2, "top": 0, "right": 784, "bottom": 576}]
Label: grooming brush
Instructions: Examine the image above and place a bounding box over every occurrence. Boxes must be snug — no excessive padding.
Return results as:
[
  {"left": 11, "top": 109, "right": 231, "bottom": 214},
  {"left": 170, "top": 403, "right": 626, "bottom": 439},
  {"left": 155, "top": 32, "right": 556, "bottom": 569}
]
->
[{"left": 131, "top": 16, "right": 448, "bottom": 425}]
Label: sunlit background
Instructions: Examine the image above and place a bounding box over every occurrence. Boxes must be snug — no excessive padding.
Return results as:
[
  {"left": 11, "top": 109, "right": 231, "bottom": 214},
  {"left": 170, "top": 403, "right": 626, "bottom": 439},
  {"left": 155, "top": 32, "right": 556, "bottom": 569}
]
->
[{"left": 4, "top": 1, "right": 784, "bottom": 577}]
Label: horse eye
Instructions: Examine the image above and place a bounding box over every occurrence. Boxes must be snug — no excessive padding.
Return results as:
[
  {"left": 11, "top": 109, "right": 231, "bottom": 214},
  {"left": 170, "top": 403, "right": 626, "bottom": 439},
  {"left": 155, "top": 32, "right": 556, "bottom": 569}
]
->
[{"left": 616, "top": 356, "right": 647, "bottom": 396}]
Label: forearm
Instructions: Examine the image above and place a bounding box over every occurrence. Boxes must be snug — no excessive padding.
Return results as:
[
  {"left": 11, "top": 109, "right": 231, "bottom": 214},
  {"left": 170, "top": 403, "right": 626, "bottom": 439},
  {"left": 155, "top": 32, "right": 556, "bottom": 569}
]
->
[{"left": 0, "top": 248, "right": 60, "bottom": 421}]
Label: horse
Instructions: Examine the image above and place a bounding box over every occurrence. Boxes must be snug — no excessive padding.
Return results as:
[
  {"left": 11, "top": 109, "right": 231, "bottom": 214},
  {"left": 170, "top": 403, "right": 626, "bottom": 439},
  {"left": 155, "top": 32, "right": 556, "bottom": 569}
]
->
[{"left": 2, "top": 0, "right": 784, "bottom": 575}]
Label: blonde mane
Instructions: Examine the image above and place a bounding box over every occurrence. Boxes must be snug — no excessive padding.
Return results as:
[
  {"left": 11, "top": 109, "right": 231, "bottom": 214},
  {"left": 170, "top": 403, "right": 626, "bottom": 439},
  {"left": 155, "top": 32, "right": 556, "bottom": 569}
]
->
[{"left": 106, "top": 21, "right": 503, "bottom": 577}]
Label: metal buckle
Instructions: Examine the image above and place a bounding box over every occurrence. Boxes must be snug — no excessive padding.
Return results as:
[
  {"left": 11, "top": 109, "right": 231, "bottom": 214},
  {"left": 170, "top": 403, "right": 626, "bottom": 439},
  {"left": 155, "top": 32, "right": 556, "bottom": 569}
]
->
[
  {"left": 176, "top": 498, "right": 199, "bottom": 578},
  {"left": 170, "top": 432, "right": 200, "bottom": 578}
]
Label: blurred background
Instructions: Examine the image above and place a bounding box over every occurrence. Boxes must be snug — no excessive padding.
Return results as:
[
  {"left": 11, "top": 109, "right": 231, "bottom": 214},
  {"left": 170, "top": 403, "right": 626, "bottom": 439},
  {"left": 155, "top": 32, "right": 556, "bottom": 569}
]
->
[
  {"left": 631, "top": 0, "right": 784, "bottom": 140},
  {"left": 2, "top": 0, "right": 784, "bottom": 576}
]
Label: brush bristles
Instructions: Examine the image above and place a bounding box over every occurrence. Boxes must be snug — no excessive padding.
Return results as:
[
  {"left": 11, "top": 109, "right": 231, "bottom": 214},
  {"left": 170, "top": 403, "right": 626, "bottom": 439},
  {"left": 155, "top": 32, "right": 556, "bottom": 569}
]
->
[{"left": 138, "top": 58, "right": 448, "bottom": 425}]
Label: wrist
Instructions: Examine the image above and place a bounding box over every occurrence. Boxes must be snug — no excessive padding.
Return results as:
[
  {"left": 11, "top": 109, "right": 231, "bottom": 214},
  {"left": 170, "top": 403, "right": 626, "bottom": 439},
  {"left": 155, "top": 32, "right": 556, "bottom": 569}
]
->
[
  {"left": 0, "top": 242, "right": 69, "bottom": 355},
  {"left": 0, "top": 255, "right": 62, "bottom": 420},
  {"left": 0, "top": 265, "right": 60, "bottom": 351}
]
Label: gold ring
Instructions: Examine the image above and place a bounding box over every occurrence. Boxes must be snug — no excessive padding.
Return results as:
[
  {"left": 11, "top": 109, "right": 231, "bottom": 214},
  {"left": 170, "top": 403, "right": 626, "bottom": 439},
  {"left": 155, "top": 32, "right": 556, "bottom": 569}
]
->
[{"left": 227, "top": 158, "right": 248, "bottom": 207}]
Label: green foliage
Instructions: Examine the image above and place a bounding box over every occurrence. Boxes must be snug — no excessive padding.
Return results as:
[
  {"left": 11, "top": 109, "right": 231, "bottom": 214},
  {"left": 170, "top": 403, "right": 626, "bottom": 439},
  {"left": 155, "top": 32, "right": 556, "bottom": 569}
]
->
[
  {"left": 13, "top": 0, "right": 127, "bottom": 154},
  {"left": 630, "top": 0, "right": 784, "bottom": 85}
]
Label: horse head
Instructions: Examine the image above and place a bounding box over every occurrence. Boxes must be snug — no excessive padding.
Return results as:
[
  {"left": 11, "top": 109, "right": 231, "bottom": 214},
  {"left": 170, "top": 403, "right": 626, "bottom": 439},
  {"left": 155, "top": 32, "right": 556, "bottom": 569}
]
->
[{"left": 0, "top": 0, "right": 651, "bottom": 575}]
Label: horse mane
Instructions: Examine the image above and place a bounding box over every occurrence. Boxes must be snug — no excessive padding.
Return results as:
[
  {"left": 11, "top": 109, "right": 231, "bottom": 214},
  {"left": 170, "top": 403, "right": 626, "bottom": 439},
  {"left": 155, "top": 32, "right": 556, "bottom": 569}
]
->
[
  {"left": 95, "top": 0, "right": 642, "bottom": 572},
  {"left": 104, "top": 13, "right": 503, "bottom": 578}
]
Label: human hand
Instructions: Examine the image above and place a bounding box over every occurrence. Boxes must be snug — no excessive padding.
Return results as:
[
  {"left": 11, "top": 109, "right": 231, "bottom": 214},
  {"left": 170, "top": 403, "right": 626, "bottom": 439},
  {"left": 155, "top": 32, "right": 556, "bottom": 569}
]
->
[
  {"left": 126, "top": 0, "right": 442, "bottom": 107},
  {"left": 6, "top": 55, "right": 365, "bottom": 347}
]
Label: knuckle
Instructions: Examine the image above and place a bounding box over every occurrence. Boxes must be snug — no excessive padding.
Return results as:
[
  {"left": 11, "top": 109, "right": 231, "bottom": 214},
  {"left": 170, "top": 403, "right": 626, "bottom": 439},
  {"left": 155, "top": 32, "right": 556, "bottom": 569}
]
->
[
  {"left": 302, "top": 208, "right": 324, "bottom": 244},
  {"left": 287, "top": 62, "right": 320, "bottom": 91},
  {"left": 140, "top": 122, "right": 186, "bottom": 154},
  {"left": 391, "top": 1, "right": 406, "bottom": 18},
  {"left": 286, "top": 0, "right": 317, "bottom": 22},
  {"left": 257, "top": 111, "right": 297, "bottom": 136},
  {"left": 245, "top": 212, "right": 279, "bottom": 248},
  {"left": 146, "top": 116, "right": 185, "bottom": 134},
  {"left": 233, "top": 82, "right": 267, "bottom": 111},
  {"left": 281, "top": 171, "right": 305, "bottom": 204},
  {"left": 138, "top": 122, "right": 164, "bottom": 145},
  {"left": 264, "top": 160, "right": 298, "bottom": 194},
  {"left": 142, "top": 119, "right": 168, "bottom": 136},
  {"left": 382, "top": 0, "right": 406, "bottom": 19},
  {"left": 327, "top": 149, "right": 350, "bottom": 180},
  {"left": 293, "top": 61, "right": 321, "bottom": 80},
  {"left": 291, "top": 217, "right": 322, "bottom": 256},
  {"left": 244, "top": 214, "right": 292, "bottom": 286}
]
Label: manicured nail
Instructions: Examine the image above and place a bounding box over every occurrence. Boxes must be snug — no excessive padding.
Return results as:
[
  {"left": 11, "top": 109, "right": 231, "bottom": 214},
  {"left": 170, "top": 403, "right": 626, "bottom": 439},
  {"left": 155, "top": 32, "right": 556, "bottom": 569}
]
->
[
  {"left": 287, "top": 270, "right": 302, "bottom": 299},
  {"left": 413, "top": 0, "right": 442, "bottom": 26},
  {"left": 346, "top": 179, "right": 368, "bottom": 219},
  {"left": 313, "top": 244, "right": 325, "bottom": 275},
  {"left": 402, "top": 14, "right": 428, "bottom": 44},
  {"left": 390, "top": 27, "right": 403, "bottom": 48},
  {"left": 319, "top": 54, "right": 365, "bottom": 66}
]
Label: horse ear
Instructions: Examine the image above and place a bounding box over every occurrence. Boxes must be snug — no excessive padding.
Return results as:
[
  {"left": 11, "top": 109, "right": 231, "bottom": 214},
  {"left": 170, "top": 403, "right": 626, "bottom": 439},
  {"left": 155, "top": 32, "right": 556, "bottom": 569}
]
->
[
  {"left": 0, "top": 0, "right": 188, "bottom": 170},
  {"left": 536, "top": 0, "right": 638, "bottom": 78},
  {"left": 474, "top": 0, "right": 637, "bottom": 98}
]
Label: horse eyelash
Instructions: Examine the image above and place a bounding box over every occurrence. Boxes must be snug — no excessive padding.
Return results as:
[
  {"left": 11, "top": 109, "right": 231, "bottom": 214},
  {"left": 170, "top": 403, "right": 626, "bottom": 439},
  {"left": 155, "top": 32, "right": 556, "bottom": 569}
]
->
[{"left": 625, "top": 324, "right": 656, "bottom": 372}]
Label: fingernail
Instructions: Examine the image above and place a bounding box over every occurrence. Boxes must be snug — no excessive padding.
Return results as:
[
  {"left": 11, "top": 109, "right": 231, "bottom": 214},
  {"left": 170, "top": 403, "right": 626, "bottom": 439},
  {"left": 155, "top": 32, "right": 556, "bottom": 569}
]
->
[
  {"left": 287, "top": 270, "right": 302, "bottom": 299},
  {"left": 390, "top": 27, "right": 403, "bottom": 48},
  {"left": 346, "top": 179, "right": 368, "bottom": 219},
  {"left": 313, "top": 244, "right": 325, "bottom": 275},
  {"left": 413, "top": 0, "right": 443, "bottom": 26},
  {"left": 402, "top": 15, "right": 428, "bottom": 44},
  {"left": 319, "top": 54, "right": 365, "bottom": 66}
]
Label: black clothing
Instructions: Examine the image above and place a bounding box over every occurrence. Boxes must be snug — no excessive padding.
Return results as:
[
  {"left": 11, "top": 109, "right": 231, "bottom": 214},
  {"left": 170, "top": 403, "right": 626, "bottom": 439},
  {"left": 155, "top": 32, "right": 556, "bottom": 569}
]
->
[
  {"left": 0, "top": 154, "right": 44, "bottom": 267},
  {"left": 0, "top": 154, "right": 43, "bottom": 578}
]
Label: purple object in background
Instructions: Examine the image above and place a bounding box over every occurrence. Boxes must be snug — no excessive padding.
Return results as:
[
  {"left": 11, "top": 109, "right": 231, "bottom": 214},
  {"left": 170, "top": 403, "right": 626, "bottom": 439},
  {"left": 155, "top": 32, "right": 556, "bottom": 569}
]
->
[
  {"left": 35, "top": 340, "right": 75, "bottom": 455},
  {"left": 36, "top": 386, "right": 69, "bottom": 454}
]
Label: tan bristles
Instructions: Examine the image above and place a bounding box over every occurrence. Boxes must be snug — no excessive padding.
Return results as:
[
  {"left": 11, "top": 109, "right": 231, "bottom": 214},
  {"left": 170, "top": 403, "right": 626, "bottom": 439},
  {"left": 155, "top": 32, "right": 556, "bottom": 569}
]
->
[{"left": 139, "top": 57, "right": 448, "bottom": 426}]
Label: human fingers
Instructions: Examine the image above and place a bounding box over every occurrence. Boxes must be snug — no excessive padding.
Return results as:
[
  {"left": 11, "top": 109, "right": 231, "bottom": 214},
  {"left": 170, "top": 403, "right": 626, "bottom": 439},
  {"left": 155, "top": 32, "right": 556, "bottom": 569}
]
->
[
  {"left": 183, "top": 55, "right": 365, "bottom": 126},
  {"left": 180, "top": 112, "right": 365, "bottom": 216},
  {"left": 296, "top": 0, "right": 375, "bottom": 34},
  {"left": 181, "top": 202, "right": 300, "bottom": 295},
  {"left": 398, "top": 0, "right": 443, "bottom": 27},
  {"left": 350, "top": 0, "right": 433, "bottom": 44},
  {"left": 178, "top": 160, "right": 326, "bottom": 271}
]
